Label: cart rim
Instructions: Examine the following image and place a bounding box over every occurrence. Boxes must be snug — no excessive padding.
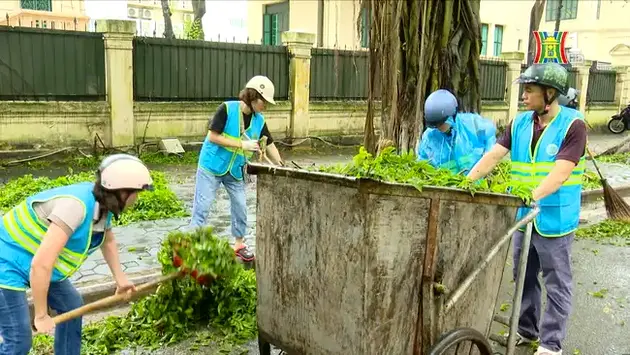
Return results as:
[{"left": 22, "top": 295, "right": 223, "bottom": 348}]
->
[{"left": 247, "top": 163, "right": 524, "bottom": 208}]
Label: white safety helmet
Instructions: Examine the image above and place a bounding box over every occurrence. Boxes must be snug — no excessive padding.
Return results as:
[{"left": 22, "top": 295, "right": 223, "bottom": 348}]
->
[
  {"left": 557, "top": 87, "right": 579, "bottom": 107},
  {"left": 245, "top": 75, "right": 276, "bottom": 104},
  {"left": 98, "top": 154, "right": 153, "bottom": 191}
]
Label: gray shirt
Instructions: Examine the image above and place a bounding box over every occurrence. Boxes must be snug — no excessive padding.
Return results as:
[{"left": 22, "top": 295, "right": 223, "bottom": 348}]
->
[{"left": 33, "top": 197, "right": 110, "bottom": 237}]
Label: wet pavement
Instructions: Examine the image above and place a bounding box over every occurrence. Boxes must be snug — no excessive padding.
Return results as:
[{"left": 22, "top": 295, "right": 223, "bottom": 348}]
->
[
  {"left": 490, "top": 239, "right": 630, "bottom": 355},
  {"left": 4, "top": 135, "right": 630, "bottom": 354},
  {"left": 70, "top": 150, "right": 357, "bottom": 283}
]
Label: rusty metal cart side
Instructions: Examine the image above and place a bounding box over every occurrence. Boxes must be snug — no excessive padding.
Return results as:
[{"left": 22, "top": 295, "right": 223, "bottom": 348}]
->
[{"left": 248, "top": 164, "right": 536, "bottom": 355}]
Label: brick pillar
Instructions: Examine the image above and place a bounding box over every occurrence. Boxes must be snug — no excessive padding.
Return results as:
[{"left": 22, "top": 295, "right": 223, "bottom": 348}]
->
[
  {"left": 282, "top": 31, "right": 316, "bottom": 140},
  {"left": 574, "top": 60, "right": 592, "bottom": 114},
  {"left": 96, "top": 20, "right": 136, "bottom": 148},
  {"left": 610, "top": 44, "right": 630, "bottom": 111},
  {"left": 613, "top": 66, "right": 630, "bottom": 110},
  {"left": 500, "top": 52, "right": 525, "bottom": 120}
]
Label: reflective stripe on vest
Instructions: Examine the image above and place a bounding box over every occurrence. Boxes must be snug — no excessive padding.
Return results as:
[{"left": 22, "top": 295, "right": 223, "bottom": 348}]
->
[
  {"left": 1, "top": 198, "right": 90, "bottom": 278},
  {"left": 2, "top": 203, "right": 80, "bottom": 275},
  {"left": 511, "top": 160, "right": 586, "bottom": 186},
  {"left": 510, "top": 107, "right": 585, "bottom": 237},
  {"left": 0, "top": 183, "right": 106, "bottom": 286}
]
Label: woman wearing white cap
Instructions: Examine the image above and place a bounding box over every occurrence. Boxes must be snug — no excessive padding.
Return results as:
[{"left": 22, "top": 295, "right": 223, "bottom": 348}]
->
[
  {"left": 0, "top": 154, "right": 154, "bottom": 355},
  {"left": 190, "top": 75, "right": 284, "bottom": 262}
]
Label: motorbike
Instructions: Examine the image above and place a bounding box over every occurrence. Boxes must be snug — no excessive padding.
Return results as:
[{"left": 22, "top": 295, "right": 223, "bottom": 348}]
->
[{"left": 607, "top": 104, "right": 630, "bottom": 134}]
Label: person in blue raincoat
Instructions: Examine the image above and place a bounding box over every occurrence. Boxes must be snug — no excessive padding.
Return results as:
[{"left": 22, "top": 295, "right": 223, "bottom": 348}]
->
[{"left": 417, "top": 89, "right": 497, "bottom": 175}]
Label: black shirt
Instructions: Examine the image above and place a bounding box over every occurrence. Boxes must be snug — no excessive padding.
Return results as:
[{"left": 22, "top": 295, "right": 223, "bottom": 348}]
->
[{"left": 208, "top": 103, "right": 274, "bottom": 145}]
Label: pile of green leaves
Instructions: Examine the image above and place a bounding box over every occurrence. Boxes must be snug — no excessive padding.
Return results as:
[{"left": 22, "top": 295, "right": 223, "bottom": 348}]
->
[
  {"left": 31, "top": 228, "right": 257, "bottom": 354},
  {"left": 318, "top": 147, "right": 536, "bottom": 203},
  {"left": 0, "top": 171, "right": 188, "bottom": 226},
  {"left": 1, "top": 151, "right": 201, "bottom": 171},
  {"left": 597, "top": 153, "right": 630, "bottom": 165},
  {"left": 317, "top": 147, "right": 600, "bottom": 199},
  {"left": 576, "top": 220, "right": 630, "bottom": 246},
  {"left": 160, "top": 229, "right": 242, "bottom": 281}
]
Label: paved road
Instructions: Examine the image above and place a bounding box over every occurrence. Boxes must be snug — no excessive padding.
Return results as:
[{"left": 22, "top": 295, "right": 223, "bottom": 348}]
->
[
  {"left": 490, "top": 239, "right": 630, "bottom": 355},
  {"left": 4, "top": 135, "right": 630, "bottom": 354}
]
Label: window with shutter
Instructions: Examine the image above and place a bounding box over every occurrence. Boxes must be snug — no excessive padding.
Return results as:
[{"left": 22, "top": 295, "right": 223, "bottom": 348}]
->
[
  {"left": 493, "top": 25, "right": 503, "bottom": 56},
  {"left": 263, "top": 1, "right": 289, "bottom": 46},
  {"left": 481, "top": 24, "right": 488, "bottom": 56},
  {"left": 20, "top": 0, "right": 52, "bottom": 11}
]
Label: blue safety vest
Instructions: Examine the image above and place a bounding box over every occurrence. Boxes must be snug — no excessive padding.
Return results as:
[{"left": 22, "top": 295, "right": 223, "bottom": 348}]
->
[
  {"left": 511, "top": 106, "right": 586, "bottom": 237},
  {"left": 417, "top": 113, "right": 497, "bottom": 174},
  {"left": 0, "top": 182, "right": 112, "bottom": 290},
  {"left": 199, "top": 101, "right": 266, "bottom": 180}
]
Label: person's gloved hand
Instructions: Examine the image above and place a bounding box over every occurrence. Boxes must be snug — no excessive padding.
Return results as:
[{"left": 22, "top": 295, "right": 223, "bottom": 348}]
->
[{"left": 241, "top": 140, "right": 260, "bottom": 152}]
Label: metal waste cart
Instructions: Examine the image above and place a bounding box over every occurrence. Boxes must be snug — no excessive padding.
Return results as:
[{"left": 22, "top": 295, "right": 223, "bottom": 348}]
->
[{"left": 247, "top": 164, "right": 537, "bottom": 355}]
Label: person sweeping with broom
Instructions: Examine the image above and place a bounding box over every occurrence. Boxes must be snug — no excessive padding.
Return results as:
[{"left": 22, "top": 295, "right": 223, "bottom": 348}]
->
[
  {"left": 0, "top": 154, "right": 153, "bottom": 355},
  {"left": 467, "top": 62, "right": 587, "bottom": 355}
]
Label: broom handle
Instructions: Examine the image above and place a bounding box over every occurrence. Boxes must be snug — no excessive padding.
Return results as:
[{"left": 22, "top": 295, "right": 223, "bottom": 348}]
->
[
  {"left": 586, "top": 146, "right": 605, "bottom": 180},
  {"left": 52, "top": 271, "right": 182, "bottom": 325}
]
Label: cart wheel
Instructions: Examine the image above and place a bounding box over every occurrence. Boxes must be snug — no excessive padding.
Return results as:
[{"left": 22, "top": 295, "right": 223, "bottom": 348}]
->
[{"left": 428, "top": 327, "right": 494, "bottom": 355}]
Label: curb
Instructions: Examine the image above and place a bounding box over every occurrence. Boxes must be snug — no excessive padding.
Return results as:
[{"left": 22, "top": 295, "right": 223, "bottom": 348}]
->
[
  {"left": 581, "top": 184, "right": 630, "bottom": 205},
  {"left": 27, "top": 269, "right": 162, "bottom": 321}
]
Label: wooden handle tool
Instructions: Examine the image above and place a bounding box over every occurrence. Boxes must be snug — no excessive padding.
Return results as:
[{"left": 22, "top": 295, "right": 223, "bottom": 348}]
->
[{"left": 52, "top": 271, "right": 183, "bottom": 325}]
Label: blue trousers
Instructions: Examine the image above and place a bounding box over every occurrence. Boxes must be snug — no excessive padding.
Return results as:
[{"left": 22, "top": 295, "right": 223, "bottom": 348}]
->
[
  {"left": 513, "top": 230, "right": 574, "bottom": 351},
  {"left": 189, "top": 167, "right": 248, "bottom": 238},
  {"left": 0, "top": 279, "right": 83, "bottom": 355}
]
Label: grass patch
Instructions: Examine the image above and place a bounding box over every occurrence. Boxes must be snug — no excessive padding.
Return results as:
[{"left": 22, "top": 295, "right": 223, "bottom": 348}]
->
[
  {"left": 576, "top": 220, "right": 630, "bottom": 246},
  {"left": 0, "top": 171, "right": 188, "bottom": 226},
  {"left": 1, "top": 151, "right": 201, "bottom": 171},
  {"left": 597, "top": 153, "right": 630, "bottom": 165}
]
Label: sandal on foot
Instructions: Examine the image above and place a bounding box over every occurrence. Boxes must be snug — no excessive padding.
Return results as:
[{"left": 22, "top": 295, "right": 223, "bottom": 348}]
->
[{"left": 235, "top": 244, "right": 255, "bottom": 262}]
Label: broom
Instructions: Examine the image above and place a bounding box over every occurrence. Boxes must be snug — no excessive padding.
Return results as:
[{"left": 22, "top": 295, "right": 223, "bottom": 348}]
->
[{"left": 586, "top": 146, "right": 630, "bottom": 221}]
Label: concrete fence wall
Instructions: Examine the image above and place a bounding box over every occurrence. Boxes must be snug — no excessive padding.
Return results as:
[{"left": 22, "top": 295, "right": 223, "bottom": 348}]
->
[{"left": 1, "top": 20, "right": 629, "bottom": 151}]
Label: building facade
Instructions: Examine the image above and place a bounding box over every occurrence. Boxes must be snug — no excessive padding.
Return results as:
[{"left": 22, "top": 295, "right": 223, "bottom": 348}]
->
[
  {"left": 0, "top": 0, "right": 89, "bottom": 30},
  {"left": 246, "top": 0, "right": 629, "bottom": 64},
  {"left": 83, "top": 0, "right": 193, "bottom": 38}
]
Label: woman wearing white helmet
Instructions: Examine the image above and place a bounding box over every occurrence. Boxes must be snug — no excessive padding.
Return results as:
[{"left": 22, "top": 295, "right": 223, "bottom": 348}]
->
[
  {"left": 191, "top": 75, "right": 284, "bottom": 262},
  {"left": 0, "top": 153, "right": 153, "bottom": 355},
  {"left": 557, "top": 87, "right": 579, "bottom": 109}
]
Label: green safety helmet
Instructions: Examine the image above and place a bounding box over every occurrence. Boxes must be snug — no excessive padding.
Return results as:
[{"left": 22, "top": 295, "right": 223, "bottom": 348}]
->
[{"left": 515, "top": 63, "right": 570, "bottom": 114}]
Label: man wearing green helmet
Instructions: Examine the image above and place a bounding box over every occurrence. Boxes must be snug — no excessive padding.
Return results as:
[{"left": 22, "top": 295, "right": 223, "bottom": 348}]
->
[{"left": 467, "top": 62, "right": 587, "bottom": 355}]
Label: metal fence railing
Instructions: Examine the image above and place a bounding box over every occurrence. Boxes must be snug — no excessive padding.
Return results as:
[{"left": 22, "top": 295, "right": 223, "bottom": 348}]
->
[
  {"left": 0, "top": 26, "right": 106, "bottom": 101},
  {"left": 0, "top": 25, "right": 620, "bottom": 105},
  {"left": 133, "top": 37, "right": 290, "bottom": 101},
  {"left": 479, "top": 59, "right": 508, "bottom": 101},
  {"left": 309, "top": 48, "right": 378, "bottom": 100},
  {"left": 587, "top": 69, "right": 616, "bottom": 102}
]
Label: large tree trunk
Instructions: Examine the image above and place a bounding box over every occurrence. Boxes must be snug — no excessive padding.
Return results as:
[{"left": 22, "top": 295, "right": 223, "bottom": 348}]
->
[
  {"left": 360, "top": 0, "right": 483, "bottom": 155},
  {"left": 191, "top": 0, "right": 206, "bottom": 40},
  {"left": 527, "top": 0, "right": 547, "bottom": 65},
  {"left": 161, "top": 0, "right": 175, "bottom": 39}
]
